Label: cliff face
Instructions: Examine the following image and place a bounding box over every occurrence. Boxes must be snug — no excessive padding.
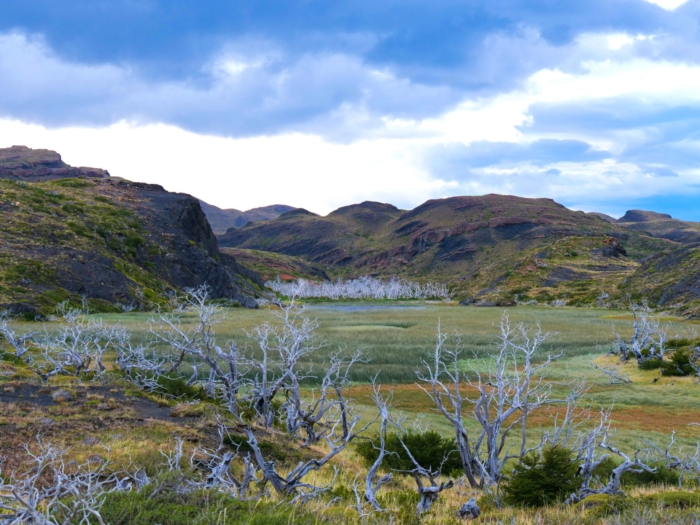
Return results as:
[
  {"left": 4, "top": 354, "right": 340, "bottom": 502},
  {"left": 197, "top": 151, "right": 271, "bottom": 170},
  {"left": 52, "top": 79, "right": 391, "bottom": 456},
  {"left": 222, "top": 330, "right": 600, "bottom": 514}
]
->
[{"left": 0, "top": 146, "right": 261, "bottom": 316}]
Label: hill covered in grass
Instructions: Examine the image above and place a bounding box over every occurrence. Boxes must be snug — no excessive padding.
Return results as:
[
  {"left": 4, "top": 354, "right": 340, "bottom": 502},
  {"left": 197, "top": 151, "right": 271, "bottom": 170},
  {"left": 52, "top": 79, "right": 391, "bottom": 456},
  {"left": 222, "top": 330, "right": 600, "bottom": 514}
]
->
[
  {"left": 219, "top": 247, "right": 329, "bottom": 282},
  {"left": 0, "top": 147, "right": 263, "bottom": 317},
  {"left": 217, "top": 195, "right": 674, "bottom": 305},
  {"left": 620, "top": 242, "right": 700, "bottom": 317}
]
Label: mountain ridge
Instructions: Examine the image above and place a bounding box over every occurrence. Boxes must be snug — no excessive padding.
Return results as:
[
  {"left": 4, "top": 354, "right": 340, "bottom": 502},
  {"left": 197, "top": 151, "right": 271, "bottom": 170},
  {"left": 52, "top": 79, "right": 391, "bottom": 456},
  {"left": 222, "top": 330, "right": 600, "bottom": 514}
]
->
[{"left": 217, "top": 195, "right": 686, "bottom": 308}]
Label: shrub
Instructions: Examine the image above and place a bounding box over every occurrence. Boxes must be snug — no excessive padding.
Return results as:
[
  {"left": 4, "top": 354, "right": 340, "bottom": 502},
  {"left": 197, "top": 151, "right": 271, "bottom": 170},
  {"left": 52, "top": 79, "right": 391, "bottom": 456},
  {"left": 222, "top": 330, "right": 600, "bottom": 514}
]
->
[
  {"left": 661, "top": 348, "right": 697, "bottom": 376},
  {"left": 503, "top": 445, "right": 581, "bottom": 507},
  {"left": 355, "top": 430, "right": 461, "bottom": 476},
  {"left": 95, "top": 487, "right": 324, "bottom": 525},
  {"left": 639, "top": 358, "right": 664, "bottom": 370}
]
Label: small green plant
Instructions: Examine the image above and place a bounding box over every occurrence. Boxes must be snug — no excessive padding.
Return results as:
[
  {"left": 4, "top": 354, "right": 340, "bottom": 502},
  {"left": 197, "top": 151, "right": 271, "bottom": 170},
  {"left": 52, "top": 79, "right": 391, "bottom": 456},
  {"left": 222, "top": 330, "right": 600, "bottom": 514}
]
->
[
  {"left": 355, "top": 430, "right": 461, "bottom": 476},
  {"left": 503, "top": 445, "right": 581, "bottom": 507},
  {"left": 661, "top": 348, "right": 698, "bottom": 376}
]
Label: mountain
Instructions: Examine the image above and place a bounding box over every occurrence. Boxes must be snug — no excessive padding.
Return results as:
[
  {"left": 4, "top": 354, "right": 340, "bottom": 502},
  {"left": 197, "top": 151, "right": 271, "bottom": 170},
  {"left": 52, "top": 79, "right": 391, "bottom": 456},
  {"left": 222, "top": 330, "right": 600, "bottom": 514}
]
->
[
  {"left": 615, "top": 209, "right": 700, "bottom": 244},
  {"left": 199, "top": 201, "right": 297, "bottom": 233},
  {"left": 218, "top": 195, "right": 674, "bottom": 304},
  {"left": 0, "top": 147, "right": 262, "bottom": 317}
]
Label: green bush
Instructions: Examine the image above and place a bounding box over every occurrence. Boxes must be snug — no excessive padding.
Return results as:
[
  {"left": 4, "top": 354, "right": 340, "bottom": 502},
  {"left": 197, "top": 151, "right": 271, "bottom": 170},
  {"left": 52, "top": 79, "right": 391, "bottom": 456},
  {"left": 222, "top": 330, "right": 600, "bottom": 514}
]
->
[
  {"left": 355, "top": 430, "right": 461, "bottom": 476},
  {"left": 639, "top": 358, "right": 664, "bottom": 370},
  {"left": 92, "top": 487, "right": 324, "bottom": 524},
  {"left": 503, "top": 445, "right": 581, "bottom": 507},
  {"left": 661, "top": 348, "right": 697, "bottom": 376}
]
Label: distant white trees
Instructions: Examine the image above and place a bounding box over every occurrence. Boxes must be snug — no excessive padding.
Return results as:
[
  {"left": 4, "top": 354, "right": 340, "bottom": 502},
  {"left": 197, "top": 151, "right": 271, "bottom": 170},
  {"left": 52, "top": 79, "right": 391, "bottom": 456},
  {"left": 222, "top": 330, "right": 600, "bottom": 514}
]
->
[{"left": 266, "top": 276, "right": 452, "bottom": 300}]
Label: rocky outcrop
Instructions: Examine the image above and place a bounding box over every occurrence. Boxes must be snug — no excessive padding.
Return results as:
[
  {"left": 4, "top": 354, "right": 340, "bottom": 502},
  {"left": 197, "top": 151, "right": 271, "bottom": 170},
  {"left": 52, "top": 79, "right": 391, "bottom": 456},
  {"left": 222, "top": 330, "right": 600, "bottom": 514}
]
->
[
  {"left": 0, "top": 146, "right": 109, "bottom": 181},
  {"left": 614, "top": 209, "right": 700, "bottom": 244},
  {"left": 617, "top": 210, "right": 673, "bottom": 223},
  {"left": 0, "top": 146, "right": 261, "bottom": 313}
]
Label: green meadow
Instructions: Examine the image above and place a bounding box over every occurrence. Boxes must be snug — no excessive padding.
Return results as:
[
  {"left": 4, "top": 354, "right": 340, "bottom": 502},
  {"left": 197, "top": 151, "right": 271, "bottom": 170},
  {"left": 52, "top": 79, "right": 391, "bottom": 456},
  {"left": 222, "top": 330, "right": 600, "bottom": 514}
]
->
[
  {"left": 4, "top": 302, "right": 700, "bottom": 524},
  {"left": 91, "top": 303, "right": 700, "bottom": 449}
]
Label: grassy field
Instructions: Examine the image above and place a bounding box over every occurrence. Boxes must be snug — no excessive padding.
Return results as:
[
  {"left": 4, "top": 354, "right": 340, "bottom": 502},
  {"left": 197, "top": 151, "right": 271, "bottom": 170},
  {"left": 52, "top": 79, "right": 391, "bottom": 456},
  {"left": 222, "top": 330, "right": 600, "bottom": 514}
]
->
[
  {"left": 92, "top": 303, "right": 693, "bottom": 381},
  {"left": 2, "top": 302, "right": 700, "bottom": 523},
  {"left": 84, "top": 303, "right": 700, "bottom": 448}
]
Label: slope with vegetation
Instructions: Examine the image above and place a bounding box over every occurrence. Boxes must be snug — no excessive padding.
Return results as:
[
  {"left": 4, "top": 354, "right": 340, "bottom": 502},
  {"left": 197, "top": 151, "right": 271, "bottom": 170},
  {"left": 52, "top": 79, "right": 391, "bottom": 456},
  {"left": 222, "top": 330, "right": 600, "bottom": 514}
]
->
[
  {"left": 0, "top": 295, "right": 699, "bottom": 524},
  {"left": 0, "top": 146, "right": 263, "bottom": 317},
  {"left": 620, "top": 242, "right": 700, "bottom": 317},
  {"left": 219, "top": 247, "right": 329, "bottom": 282}
]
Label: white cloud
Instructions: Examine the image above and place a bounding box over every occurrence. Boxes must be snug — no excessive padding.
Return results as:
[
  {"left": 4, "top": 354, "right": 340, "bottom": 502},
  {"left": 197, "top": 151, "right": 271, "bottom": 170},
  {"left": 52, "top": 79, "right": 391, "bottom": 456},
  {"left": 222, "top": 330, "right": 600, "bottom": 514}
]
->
[
  {"left": 2, "top": 29, "right": 700, "bottom": 214},
  {"left": 642, "top": 0, "right": 690, "bottom": 11},
  {"left": 0, "top": 118, "right": 451, "bottom": 214}
]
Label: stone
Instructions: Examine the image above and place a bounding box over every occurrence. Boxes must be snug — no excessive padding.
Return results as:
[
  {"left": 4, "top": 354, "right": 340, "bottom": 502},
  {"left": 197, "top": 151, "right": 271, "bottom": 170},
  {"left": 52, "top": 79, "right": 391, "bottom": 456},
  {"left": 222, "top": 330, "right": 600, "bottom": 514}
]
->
[
  {"left": 456, "top": 498, "right": 481, "bottom": 520},
  {"left": 51, "top": 389, "right": 74, "bottom": 403}
]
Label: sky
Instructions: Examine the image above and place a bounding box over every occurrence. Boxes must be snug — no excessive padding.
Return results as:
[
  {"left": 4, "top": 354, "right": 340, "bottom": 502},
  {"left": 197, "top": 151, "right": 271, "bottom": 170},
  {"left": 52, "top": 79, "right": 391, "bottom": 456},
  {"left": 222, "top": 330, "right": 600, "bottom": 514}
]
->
[{"left": 1, "top": 1, "right": 700, "bottom": 219}]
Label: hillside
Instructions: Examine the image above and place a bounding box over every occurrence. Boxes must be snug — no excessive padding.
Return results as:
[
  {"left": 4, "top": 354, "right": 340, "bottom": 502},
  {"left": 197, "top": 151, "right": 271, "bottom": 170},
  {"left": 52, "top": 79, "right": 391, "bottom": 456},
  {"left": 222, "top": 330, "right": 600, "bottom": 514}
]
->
[
  {"left": 218, "top": 195, "right": 674, "bottom": 303},
  {"left": 220, "top": 247, "right": 329, "bottom": 282},
  {"left": 620, "top": 242, "right": 700, "bottom": 317},
  {"left": 616, "top": 209, "right": 700, "bottom": 244},
  {"left": 199, "top": 201, "right": 296, "bottom": 233},
  {"left": 0, "top": 147, "right": 262, "bottom": 317}
]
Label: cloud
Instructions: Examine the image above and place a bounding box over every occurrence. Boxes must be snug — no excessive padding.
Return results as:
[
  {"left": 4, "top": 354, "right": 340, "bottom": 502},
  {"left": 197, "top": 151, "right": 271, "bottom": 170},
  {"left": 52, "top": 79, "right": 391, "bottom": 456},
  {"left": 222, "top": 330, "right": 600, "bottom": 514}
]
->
[
  {"left": 642, "top": 0, "right": 690, "bottom": 11},
  {"left": 0, "top": 31, "right": 459, "bottom": 139},
  {"left": 2, "top": 5, "right": 700, "bottom": 220},
  {"left": 427, "top": 139, "right": 610, "bottom": 175},
  {"left": 0, "top": 118, "right": 449, "bottom": 215}
]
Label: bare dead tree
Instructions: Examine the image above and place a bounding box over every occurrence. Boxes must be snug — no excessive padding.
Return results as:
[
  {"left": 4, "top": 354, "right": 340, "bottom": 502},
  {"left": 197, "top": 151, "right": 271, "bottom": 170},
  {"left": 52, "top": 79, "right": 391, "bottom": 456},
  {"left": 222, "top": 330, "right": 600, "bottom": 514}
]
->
[
  {"left": 418, "top": 315, "right": 569, "bottom": 488},
  {"left": 593, "top": 362, "right": 632, "bottom": 385},
  {"left": 564, "top": 409, "right": 657, "bottom": 504},
  {"left": 611, "top": 303, "right": 668, "bottom": 365},
  {"left": 244, "top": 409, "right": 373, "bottom": 502},
  {"left": 112, "top": 330, "right": 171, "bottom": 393},
  {"left": 285, "top": 350, "right": 366, "bottom": 446},
  {"left": 31, "top": 312, "right": 121, "bottom": 382},
  {"left": 359, "top": 384, "right": 395, "bottom": 513},
  {"left": 398, "top": 437, "right": 454, "bottom": 514},
  {"left": 244, "top": 300, "right": 321, "bottom": 429},
  {"left": 149, "top": 285, "right": 245, "bottom": 416},
  {"left": 0, "top": 439, "right": 121, "bottom": 525},
  {"left": 646, "top": 430, "right": 700, "bottom": 488},
  {"left": 0, "top": 311, "right": 37, "bottom": 360}
]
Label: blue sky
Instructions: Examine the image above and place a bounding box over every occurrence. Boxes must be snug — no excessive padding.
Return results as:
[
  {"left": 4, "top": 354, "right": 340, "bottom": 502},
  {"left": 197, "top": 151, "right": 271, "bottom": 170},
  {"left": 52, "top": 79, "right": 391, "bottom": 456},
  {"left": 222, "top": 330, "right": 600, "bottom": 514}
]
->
[{"left": 1, "top": 0, "right": 699, "bottom": 218}]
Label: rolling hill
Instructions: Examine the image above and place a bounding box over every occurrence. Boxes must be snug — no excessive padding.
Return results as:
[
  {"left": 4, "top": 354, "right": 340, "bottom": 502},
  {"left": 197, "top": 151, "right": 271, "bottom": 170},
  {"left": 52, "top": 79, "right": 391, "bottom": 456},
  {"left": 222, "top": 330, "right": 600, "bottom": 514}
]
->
[{"left": 217, "top": 195, "right": 675, "bottom": 304}]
